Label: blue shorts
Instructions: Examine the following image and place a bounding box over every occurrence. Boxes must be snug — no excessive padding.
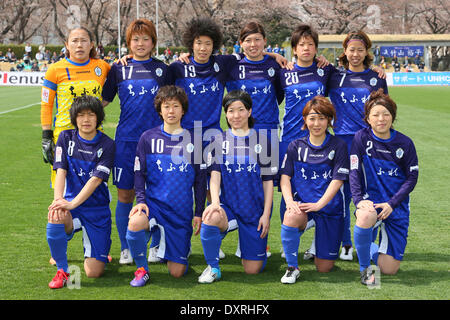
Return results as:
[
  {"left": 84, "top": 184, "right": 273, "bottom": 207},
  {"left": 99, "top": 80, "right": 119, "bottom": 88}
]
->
[
  {"left": 112, "top": 140, "right": 138, "bottom": 190},
  {"left": 376, "top": 218, "right": 409, "bottom": 261},
  {"left": 308, "top": 212, "right": 344, "bottom": 260},
  {"left": 221, "top": 203, "right": 238, "bottom": 232},
  {"left": 222, "top": 204, "right": 267, "bottom": 261},
  {"left": 147, "top": 207, "right": 193, "bottom": 266},
  {"left": 67, "top": 206, "right": 112, "bottom": 264}
]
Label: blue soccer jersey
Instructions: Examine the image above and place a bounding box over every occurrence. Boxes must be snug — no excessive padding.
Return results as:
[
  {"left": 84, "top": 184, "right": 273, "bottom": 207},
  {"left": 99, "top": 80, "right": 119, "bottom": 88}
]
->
[
  {"left": 328, "top": 68, "right": 388, "bottom": 137},
  {"left": 226, "top": 55, "right": 283, "bottom": 130},
  {"left": 349, "top": 127, "right": 419, "bottom": 221},
  {"left": 280, "top": 133, "right": 350, "bottom": 217},
  {"left": 102, "top": 58, "right": 172, "bottom": 142},
  {"left": 208, "top": 129, "right": 277, "bottom": 223},
  {"left": 169, "top": 55, "right": 238, "bottom": 130},
  {"left": 134, "top": 126, "right": 206, "bottom": 225},
  {"left": 278, "top": 62, "right": 335, "bottom": 143},
  {"left": 53, "top": 129, "right": 115, "bottom": 208}
]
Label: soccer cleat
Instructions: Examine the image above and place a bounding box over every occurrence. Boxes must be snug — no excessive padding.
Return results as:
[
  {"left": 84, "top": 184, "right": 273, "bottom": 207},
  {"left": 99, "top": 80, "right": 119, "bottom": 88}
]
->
[
  {"left": 340, "top": 246, "right": 354, "bottom": 261},
  {"left": 119, "top": 249, "right": 133, "bottom": 265},
  {"left": 219, "top": 248, "right": 226, "bottom": 259},
  {"left": 130, "top": 267, "right": 150, "bottom": 287},
  {"left": 48, "top": 269, "right": 69, "bottom": 289},
  {"left": 198, "top": 265, "right": 221, "bottom": 284},
  {"left": 266, "top": 246, "right": 272, "bottom": 258},
  {"left": 148, "top": 246, "right": 161, "bottom": 263},
  {"left": 49, "top": 257, "right": 56, "bottom": 266},
  {"left": 107, "top": 254, "right": 112, "bottom": 263},
  {"left": 360, "top": 266, "right": 376, "bottom": 286},
  {"left": 281, "top": 267, "right": 300, "bottom": 284},
  {"left": 303, "top": 248, "right": 315, "bottom": 260}
]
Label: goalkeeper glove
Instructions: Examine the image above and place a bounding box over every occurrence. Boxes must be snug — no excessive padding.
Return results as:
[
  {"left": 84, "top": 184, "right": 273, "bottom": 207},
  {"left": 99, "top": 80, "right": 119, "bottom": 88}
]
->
[{"left": 42, "top": 130, "right": 55, "bottom": 165}]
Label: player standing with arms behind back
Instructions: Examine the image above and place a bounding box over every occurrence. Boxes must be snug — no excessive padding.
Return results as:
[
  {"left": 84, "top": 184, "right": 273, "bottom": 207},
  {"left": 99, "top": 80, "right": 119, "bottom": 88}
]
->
[
  {"left": 102, "top": 19, "right": 172, "bottom": 265},
  {"left": 350, "top": 89, "right": 418, "bottom": 285},
  {"left": 41, "top": 27, "right": 110, "bottom": 187},
  {"left": 327, "top": 30, "right": 388, "bottom": 261}
]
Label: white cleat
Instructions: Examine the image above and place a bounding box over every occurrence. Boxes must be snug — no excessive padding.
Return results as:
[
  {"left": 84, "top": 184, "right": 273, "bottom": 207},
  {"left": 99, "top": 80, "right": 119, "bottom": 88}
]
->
[
  {"left": 119, "top": 249, "right": 133, "bottom": 265},
  {"left": 198, "top": 265, "right": 221, "bottom": 284},
  {"left": 148, "top": 246, "right": 161, "bottom": 263},
  {"left": 219, "top": 248, "right": 226, "bottom": 259},
  {"left": 303, "top": 248, "right": 315, "bottom": 260},
  {"left": 281, "top": 267, "right": 300, "bottom": 284},
  {"left": 340, "top": 246, "right": 354, "bottom": 261}
]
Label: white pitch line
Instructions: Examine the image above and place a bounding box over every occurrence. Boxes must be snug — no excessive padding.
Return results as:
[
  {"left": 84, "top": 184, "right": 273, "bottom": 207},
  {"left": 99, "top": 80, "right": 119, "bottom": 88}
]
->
[{"left": 0, "top": 102, "right": 40, "bottom": 115}]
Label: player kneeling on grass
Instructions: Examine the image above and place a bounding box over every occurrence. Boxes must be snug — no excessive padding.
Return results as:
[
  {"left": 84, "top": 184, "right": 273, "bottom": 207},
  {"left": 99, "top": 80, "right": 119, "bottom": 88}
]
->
[
  {"left": 126, "top": 85, "right": 206, "bottom": 287},
  {"left": 350, "top": 89, "right": 418, "bottom": 285},
  {"left": 198, "top": 90, "right": 276, "bottom": 284},
  {"left": 46, "top": 95, "right": 115, "bottom": 289},
  {"left": 279, "top": 96, "right": 349, "bottom": 284}
]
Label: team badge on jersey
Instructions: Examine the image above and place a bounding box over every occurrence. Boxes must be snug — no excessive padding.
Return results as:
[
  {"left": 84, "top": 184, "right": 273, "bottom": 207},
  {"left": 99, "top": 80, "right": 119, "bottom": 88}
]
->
[
  {"left": 317, "top": 68, "right": 324, "bottom": 77},
  {"left": 97, "top": 148, "right": 103, "bottom": 158},
  {"left": 268, "top": 67, "right": 275, "bottom": 77},
  {"left": 254, "top": 144, "right": 262, "bottom": 154},
  {"left": 94, "top": 66, "right": 102, "bottom": 77},
  {"left": 214, "top": 62, "right": 220, "bottom": 73},
  {"left": 396, "top": 148, "right": 404, "bottom": 159},
  {"left": 370, "top": 77, "right": 378, "bottom": 86},
  {"left": 328, "top": 150, "right": 335, "bottom": 160},
  {"left": 186, "top": 143, "right": 195, "bottom": 153},
  {"left": 156, "top": 68, "right": 163, "bottom": 77}
]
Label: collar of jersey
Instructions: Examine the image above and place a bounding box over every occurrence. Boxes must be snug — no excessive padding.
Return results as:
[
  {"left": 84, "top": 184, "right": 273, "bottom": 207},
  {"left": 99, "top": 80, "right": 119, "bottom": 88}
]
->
[
  {"left": 159, "top": 124, "right": 185, "bottom": 138},
  {"left": 66, "top": 58, "right": 91, "bottom": 67},
  {"left": 370, "top": 128, "right": 396, "bottom": 142},
  {"left": 227, "top": 128, "right": 255, "bottom": 139},
  {"left": 243, "top": 55, "right": 268, "bottom": 64},
  {"left": 347, "top": 68, "right": 370, "bottom": 75},
  {"left": 131, "top": 58, "right": 152, "bottom": 64},
  {"left": 294, "top": 61, "right": 316, "bottom": 71},
  {"left": 306, "top": 132, "right": 331, "bottom": 149},
  {"left": 77, "top": 130, "right": 101, "bottom": 143},
  {"left": 191, "top": 56, "right": 211, "bottom": 66}
]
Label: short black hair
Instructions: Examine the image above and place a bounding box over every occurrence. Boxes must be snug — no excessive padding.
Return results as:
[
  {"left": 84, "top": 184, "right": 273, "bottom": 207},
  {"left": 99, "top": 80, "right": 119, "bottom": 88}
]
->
[
  {"left": 223, "top": 90, "right": 255, "bottom": 128},
  {"left": 154, "top": 85, "right": 189, "bottom": 120},
  {"left": 70, "top": 95, "right": 105, "bottom": 129},
  {"left": 182, "top": 17, "right": 223, "bottom": 55}
]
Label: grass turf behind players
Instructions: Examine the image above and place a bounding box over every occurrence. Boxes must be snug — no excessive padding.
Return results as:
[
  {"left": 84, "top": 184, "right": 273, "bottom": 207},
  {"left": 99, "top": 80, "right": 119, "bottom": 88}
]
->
[{"left": 0, "top": 86, "right": 448, "bottom": 300}]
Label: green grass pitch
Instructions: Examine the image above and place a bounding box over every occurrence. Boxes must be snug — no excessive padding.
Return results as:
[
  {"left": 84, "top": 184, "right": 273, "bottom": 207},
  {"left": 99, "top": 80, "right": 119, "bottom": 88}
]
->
[{"left": 0, "top": 85, "right": 448, "bottom": 301}]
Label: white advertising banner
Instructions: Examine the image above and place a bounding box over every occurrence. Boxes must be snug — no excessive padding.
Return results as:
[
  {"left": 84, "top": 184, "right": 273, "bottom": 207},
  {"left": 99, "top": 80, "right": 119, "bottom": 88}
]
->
[{"left": 0, "top": 72, "right": 45, "bottom": 86}]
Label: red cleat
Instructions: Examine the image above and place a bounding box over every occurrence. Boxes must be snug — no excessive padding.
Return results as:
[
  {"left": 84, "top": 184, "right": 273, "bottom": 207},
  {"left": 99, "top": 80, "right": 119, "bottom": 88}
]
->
[{"left": 48, "top": 269, "right": 69, "bottom": 289}]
